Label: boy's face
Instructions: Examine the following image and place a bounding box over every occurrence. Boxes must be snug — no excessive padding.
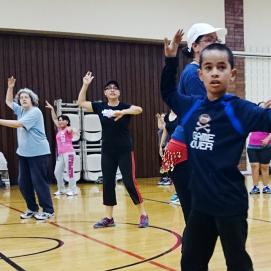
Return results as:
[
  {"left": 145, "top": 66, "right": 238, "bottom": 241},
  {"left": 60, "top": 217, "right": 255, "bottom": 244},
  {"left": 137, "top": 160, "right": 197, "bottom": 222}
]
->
[{"left": 199, "top": 49, "right": 236, "bottom": 100}]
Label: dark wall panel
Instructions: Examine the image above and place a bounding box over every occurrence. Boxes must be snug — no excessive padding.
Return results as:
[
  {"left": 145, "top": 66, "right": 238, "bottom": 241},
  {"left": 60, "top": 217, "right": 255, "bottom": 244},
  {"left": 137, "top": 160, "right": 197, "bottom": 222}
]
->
[{"left": 0, "top": 33, "right": 187, "bottom": 182}]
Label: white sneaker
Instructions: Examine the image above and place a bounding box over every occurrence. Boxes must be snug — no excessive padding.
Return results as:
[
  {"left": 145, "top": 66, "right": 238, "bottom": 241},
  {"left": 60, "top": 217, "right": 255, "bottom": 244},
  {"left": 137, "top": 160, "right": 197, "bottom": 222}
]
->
[
  {"left": 34, "top": 212, "right": 54, "bottom": 220},
  {"left": 66, "top": 190, "right": 78, "bottom": 196},
  {"left": 53, "top": 190, "right": 65, "bottom": 196},
  {"left": 20, "top": 209, "right": 37, "bottom": 219}
]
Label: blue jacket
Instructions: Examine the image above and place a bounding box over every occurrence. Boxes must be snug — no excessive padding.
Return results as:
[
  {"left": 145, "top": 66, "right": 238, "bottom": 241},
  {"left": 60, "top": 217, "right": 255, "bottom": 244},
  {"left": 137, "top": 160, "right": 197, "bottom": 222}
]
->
[
  {"left": 177, "top": 63, "right": 206, "bottom": 96},
  {"left": 161, "top": 57, "right": 271, "bottom": 216}
]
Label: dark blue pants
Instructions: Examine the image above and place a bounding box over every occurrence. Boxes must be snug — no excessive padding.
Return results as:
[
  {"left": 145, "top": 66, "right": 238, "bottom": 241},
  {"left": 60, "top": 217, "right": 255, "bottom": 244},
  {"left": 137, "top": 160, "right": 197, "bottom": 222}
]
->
[
  {"left": 18, "top": 155, "right": 54, "bottom": 214},
  {"left": 181, "top": 210, "right": 253, "bottom": 271}
]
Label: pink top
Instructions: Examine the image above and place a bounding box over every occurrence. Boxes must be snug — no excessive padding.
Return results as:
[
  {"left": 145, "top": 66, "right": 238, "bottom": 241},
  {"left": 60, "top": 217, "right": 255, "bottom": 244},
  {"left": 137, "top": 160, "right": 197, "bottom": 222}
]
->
[
  {"left": 248, "top": 131, "right": 271, "bottom": 146},
  {"left": 56, "top": 128, "right": 74, "bottom": 154}
]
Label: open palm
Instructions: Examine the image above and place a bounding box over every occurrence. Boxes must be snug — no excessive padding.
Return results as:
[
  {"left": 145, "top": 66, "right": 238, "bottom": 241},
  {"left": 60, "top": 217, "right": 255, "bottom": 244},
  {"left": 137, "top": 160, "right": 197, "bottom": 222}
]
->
[
  {"left": 8, "top": 76, "right": 16, "bottom": 88},
  {"left": 164, "top": 29, "right": 184, "bottom": 57},
  {"left": 83, "top": 71, "right": 94, "bottom": 85}
]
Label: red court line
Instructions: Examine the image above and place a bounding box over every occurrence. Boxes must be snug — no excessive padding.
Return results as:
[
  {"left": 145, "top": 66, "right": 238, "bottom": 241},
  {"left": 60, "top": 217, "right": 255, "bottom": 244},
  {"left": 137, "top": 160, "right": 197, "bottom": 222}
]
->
[{"left": 2, "top": 204, "right": 179, "bottom": 271}]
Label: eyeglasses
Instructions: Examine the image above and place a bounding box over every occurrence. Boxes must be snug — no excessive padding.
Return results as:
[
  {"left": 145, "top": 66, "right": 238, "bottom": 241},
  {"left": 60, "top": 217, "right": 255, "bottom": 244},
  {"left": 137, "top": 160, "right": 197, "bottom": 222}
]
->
[
  {"left": 105, "top": 86, "right": 119, "bottom": 90},
  {"left": 198, "top": 37, "right": 222, "bottom": 44}
]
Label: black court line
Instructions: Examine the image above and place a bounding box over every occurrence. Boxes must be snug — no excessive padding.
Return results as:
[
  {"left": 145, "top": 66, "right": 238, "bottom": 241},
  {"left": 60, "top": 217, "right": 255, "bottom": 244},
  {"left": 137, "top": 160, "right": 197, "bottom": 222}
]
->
[
  {"left": 50, "top": 221, "right": 181, "bottom": 271},
  {"left": 104, "top": 223, "right": 181, "bottom": 271},
  {"left": 0, "top": 237, "right": 63, "bottom": 259},
  {"left": 248, "top": 217, "right": 271, "bottom": 224},
  {"left": 143, "top": 197, "right": 173, "bottom": 205},
  {"left": 1, "top": 204, "right": 180, "bottom": 271},
  {"left": 0, "top": 252, "right": 26, "bottom": 271}
]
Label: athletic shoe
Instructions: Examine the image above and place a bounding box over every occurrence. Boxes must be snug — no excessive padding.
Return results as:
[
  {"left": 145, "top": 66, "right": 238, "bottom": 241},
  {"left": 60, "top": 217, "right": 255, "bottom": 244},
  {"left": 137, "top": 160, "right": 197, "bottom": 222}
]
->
[
  {"left": 161, "top": 178, "right": 172, "bottom": 186},
  {"left": 34, "top": 212, "right": 54, "bottom": 220},
  {"left": 170, "top": 193, "right": 178, "bottom": 202},
  {"left": 93, "top": 217, "right": 115, "bottom": 229},
  {"left": 139, "top": 215, "right": 149, "bottom": 228},
  {"left": 171, "top": 197, "right": 180, "bottom": 205},
  {"left": 66, "top": 189, "right": 78, "bottom": 196},
  {"left": 263, "top": 186, "right": 271, "bottom": 194},
  {"left": 157, "top": 177, "right": 167, "bottom": 185},
  {"left": 20, "top": 210, "right": 37, "bottom": 219},
  {"left": 53, "top": 190, "right": 66, "bottom": 196},
  {"left": 249, "top": 186, "right": 260, "bottom": 194}
]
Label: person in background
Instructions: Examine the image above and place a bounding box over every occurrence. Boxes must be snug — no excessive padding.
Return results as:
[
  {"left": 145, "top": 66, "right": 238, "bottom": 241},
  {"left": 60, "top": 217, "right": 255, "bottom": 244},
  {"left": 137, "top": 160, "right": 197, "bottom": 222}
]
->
[
  {"left": 78, "top": 72, "right": 149, "bottom": 228},
  {"left": 247, "top": 101, "right": 271, "bottom": 194},
  {"left": 171, "top": 23, "right": 227, "bottom": 220},
  {"left": 156, "top": 112, "right": 172, "bottom": 185},
  {"left": 0, "top": 76, "right": 54, "bottom": 220},
  {"left": 159, "top": 110, "right": 180, "bottom": 203},
  {"left": 45, "top": 101, "right": 78, "bottom": 196}
]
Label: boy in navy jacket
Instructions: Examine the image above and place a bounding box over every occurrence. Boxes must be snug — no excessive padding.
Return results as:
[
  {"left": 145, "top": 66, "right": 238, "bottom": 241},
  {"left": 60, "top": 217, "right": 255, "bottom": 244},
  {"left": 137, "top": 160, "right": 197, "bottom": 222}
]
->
[{"left": 161, "top": 30, "right": 271, "bottom": 271}]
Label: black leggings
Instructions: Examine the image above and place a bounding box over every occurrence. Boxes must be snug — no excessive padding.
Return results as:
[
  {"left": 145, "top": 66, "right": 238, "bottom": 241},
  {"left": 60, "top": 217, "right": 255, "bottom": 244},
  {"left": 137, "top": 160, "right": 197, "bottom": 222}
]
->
[
  {"left": 101, "top": 151, "right": 143, "bottom": 206},
  {"left": 181, "top": 210, "right": 253, "bottom": 271},
  {"left": 169, "top": 161, "right": 191, "bottom": 223}
]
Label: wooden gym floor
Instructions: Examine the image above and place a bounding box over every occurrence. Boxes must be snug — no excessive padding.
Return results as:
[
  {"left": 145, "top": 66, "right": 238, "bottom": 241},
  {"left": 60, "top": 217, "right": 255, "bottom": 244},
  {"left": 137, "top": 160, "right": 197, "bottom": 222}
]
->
[{"left": 0, "top": 176, "right": 270, "bottom": 271}]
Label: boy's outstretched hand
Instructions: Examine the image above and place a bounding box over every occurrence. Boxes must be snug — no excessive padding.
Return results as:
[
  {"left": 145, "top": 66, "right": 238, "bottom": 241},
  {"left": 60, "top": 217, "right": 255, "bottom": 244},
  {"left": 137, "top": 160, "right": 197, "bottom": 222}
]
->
[{"left": 164, "top": 29, "right": 184, "bottom": 57}]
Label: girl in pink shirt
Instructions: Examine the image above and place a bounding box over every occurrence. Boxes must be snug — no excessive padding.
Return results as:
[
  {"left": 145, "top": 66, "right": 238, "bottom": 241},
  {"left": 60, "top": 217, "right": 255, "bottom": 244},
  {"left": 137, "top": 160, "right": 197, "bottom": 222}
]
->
[
  {"left": 46, "top": 101, "right": 78, "bottom": 196},
  {"left": 247, "top": 102, "right": 271, "bottom": 194}
]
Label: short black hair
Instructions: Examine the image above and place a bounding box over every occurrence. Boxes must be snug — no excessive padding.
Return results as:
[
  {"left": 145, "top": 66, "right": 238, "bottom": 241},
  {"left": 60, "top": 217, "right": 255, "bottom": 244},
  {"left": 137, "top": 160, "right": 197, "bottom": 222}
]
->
[
  {"left": 199, "top": 43, "right": 234, "bottom": 69},
  {"left": 104, "top": 80, "right": 120, "bottom": 90},
  {"left": 58, "top": 115, "right": 71, "bottom": 126}
]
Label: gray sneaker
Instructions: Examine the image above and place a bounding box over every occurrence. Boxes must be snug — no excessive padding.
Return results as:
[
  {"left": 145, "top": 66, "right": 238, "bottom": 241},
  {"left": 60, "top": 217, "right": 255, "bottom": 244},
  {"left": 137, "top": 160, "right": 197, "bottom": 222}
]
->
[
  {"left": 20, "top": 210, "right": 37, "bottom": 219},
  {"left": 66, "top": 189, "right": 78, "bottom": 196},
  {"left": 34, "top": 212, "right": 54, "bottom": 220}
]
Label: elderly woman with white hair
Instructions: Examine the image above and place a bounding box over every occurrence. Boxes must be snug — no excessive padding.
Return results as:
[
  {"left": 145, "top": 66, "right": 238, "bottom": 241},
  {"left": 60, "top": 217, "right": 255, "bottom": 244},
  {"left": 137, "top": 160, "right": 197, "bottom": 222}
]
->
[{"left": 0, "top": 76, "right": 54, "bottom": 220}]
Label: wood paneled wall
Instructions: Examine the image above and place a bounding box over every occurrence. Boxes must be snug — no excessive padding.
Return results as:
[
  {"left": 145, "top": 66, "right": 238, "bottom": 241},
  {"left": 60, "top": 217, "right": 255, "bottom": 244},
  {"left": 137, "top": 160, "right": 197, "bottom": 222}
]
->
[{"left": 0, "top": 33, "right": 187, "bottom": 183}]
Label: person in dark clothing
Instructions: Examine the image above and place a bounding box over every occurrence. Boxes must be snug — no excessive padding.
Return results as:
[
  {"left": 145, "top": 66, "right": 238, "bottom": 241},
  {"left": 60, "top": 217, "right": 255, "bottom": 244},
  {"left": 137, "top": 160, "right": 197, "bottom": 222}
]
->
[
  {"left": 78, "top": 72, "right": 148, "bottom": 229},
  {"left": 161, "top": 30, "right": 270, "bottom": 271},
  {"left": 167, "top": 23, "right": 227, "bottom": 222}
]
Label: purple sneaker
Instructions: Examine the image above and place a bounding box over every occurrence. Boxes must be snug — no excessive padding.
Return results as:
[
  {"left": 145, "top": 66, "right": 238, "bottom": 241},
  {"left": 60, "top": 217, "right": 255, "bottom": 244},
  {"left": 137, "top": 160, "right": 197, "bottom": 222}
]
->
[
  {"left": 93, "top": 217, "right": 115, "bottom": 229},
  {"left": 139, "top": 215, "right": 149, "bottom": 228}
]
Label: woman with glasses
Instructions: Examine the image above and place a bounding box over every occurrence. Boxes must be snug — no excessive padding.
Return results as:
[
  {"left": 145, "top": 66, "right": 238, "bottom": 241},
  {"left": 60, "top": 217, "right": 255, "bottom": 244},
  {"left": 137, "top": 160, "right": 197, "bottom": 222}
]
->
[
  {"left": 1, "top": 76, "right": 54, "bottom": 220},
  {"left": 166, "top": 23, "right": 226, "bottom": 224},
  {"left": 78, "top": 72, "right": 149, "bottom": 229}
]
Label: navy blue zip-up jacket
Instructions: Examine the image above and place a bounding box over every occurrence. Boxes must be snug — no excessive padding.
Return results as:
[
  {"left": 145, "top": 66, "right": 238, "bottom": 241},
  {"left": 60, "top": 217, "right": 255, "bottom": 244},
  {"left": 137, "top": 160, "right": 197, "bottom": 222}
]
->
[{"left": 161, "top": 57, "right": 271, "bottom": 216}]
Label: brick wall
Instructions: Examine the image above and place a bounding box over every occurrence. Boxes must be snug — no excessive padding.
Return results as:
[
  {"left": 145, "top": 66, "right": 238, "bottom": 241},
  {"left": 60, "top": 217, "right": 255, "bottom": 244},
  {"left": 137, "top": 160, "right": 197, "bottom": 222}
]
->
[{"left": 225, "top": 0, "right": 246, "bottom": 170}]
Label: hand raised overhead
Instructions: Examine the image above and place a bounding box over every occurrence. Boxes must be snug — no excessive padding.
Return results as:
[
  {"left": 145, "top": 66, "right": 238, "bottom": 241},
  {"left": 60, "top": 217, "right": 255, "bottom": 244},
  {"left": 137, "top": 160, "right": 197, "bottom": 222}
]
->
[
  {"left": 8, "top": 76, "right": 16, "bottom": 88},
  {"left": 45, "top": 100, "right": 54, "bottom": 110},
  {"left": 164, "top": 29, "right": 184, "bottom": 57},
  {"left": 83, "top": 71, "right": 94, "bottom": 86}
]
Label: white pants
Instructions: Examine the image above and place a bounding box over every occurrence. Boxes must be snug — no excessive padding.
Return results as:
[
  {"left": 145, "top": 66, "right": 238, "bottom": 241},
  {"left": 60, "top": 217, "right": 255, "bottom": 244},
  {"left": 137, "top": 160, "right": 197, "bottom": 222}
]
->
[{"left": 54, "top": 152, "right": 76, "bottom": 192}]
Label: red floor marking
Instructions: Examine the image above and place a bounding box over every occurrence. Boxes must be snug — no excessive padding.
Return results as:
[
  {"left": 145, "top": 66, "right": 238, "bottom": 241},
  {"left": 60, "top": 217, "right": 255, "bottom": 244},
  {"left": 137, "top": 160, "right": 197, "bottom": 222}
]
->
[{"left": 1, "top": 204, "right": 179, "bottom": 271}]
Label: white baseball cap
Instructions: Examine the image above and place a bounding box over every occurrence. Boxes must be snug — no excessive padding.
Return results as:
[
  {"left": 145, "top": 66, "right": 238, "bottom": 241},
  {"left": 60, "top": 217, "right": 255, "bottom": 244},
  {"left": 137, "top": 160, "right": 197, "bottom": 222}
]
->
[{"left": 187, "top": 23, "right": 227, "bottom": 52}]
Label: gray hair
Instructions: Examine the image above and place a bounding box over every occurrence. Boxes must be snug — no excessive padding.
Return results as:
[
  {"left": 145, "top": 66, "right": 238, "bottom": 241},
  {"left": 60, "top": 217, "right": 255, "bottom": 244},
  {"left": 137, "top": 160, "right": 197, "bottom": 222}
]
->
[{"left": 14, "top": 88, "right": 39, "bottom": 106}]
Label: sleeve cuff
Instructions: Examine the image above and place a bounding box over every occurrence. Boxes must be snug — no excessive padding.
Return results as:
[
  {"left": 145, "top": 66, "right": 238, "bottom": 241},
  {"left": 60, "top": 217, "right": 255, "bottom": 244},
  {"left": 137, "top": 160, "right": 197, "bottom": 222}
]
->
[{"left": 165, "top": 57, "right": 179, "bottom": 66}]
